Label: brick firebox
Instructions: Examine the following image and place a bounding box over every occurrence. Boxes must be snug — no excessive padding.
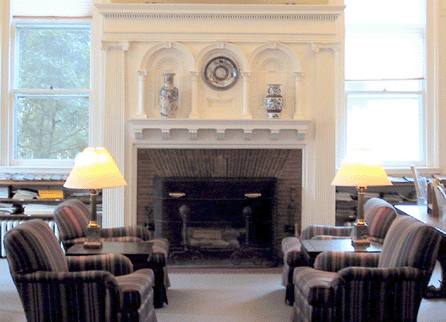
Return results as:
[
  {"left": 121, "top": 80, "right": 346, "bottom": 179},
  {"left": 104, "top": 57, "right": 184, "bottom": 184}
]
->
[{"left": 137, "top": 148, "right": 302, "bottom": 259}]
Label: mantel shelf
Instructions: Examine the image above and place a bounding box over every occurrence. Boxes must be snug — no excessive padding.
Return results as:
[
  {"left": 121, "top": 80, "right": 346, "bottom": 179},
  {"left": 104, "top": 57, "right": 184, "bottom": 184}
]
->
[{"left": 128, "top": 118, "right": 312, "bottom": 143}]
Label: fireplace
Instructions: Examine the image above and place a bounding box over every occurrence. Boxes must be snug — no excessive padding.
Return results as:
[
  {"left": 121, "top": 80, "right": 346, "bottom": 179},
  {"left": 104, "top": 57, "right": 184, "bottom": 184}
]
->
[
  {"left": 137, "top": 148, "right": 302, "bottom": 263},
  {"left": 96, "top": 4, "right": 342, "bottom": 253},
  {"left": 152, "top": 177, "right": 276, "bottom": 266}
]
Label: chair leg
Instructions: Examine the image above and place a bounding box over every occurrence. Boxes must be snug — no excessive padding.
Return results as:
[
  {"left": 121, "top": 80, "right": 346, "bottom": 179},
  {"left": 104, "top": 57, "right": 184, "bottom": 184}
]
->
[
  {"left": 154, "top": 284, "right": 167, "bottom": 308},
  {"left": 153, "top": 267, "right": 168, "bottom": 308},
  {"left": 286, "top": 284, "right": 295, "bottom": 306}
]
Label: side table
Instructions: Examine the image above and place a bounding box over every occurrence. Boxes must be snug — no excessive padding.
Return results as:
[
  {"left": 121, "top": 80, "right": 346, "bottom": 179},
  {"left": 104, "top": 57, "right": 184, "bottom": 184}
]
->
[
  {"left": 66, "top": 241, "right": 154, "bottom": 270},
  {"left": 301, "top": 239, "right": 382, "bottom": 267}
]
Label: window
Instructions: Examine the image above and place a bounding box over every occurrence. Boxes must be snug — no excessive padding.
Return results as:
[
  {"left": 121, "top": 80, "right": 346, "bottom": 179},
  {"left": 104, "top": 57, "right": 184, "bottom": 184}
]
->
[
  {"left": 344, "top": 0, "right": 429, "bottom": 167},
  {"left": 13, "top": 23, "right": 90, "bottom": 162},
  {"left": 7, "top": 0, "right": 93, "bottom": 166}
]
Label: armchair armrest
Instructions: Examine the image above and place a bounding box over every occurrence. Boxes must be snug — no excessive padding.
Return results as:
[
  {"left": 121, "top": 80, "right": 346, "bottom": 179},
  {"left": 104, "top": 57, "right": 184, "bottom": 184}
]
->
[
  {"left": 66, "top": 253, "right": 133, "bottom": 276},
  {"left": 101, "top": 225, "right": 151, "bottom": 241},
  {"left": 301, "top": 225, "right": 353, "bottom": 240},
  {"left": 314, "top": 251, "right": 380, "bottom": 272},
  {"left": 336, "top": 266, "right": 430, "bottom": 282},
  {"left": 281, "top": 237, "right": 303, "bottom": 268}
]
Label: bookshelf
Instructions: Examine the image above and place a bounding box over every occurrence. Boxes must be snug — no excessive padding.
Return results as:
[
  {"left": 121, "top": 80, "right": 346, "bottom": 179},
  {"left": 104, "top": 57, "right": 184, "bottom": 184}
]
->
[
  {"left": 335, "top": 177, "right": 417, "bottom": 226},
  {"left": 0, "top": 178, "right": 100, "bottom": 215}
]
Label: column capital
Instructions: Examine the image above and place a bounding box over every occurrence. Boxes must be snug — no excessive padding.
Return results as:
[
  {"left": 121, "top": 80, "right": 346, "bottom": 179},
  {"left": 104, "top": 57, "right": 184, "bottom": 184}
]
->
[
  {"left": 102, "top": 41, "right": 131, "bottom": 51},
  {"left": 311, "top": 43, "right": 341, "bottom": 54}
]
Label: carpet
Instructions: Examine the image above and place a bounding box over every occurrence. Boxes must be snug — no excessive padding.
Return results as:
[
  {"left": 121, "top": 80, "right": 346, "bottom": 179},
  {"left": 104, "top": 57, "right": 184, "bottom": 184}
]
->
[
  {"left": 168, "top": 267, "right": 282, "bottom": 274},
  {"left": 156, "top": 272, "right": 291, "bottom": 322}
]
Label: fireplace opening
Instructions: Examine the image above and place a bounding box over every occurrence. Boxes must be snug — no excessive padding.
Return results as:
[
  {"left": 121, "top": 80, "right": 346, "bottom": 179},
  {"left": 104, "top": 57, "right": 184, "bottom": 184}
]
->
[{"left": 153, "top": 177, "right": 277, "bottom": 267}]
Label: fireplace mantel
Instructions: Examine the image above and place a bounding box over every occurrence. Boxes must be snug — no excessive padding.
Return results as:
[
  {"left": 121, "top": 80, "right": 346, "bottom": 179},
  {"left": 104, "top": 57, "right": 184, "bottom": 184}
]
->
[
  {"left": 97, "top": 2, "right": 343, "bottom": 231},
  {"left": 129, "top": 118, "right": 312, "bottom": 144}
]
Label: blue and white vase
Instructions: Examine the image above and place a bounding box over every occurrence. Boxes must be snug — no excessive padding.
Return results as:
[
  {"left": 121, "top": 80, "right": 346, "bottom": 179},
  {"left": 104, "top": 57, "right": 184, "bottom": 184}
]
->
[
  {"left": 264, "top": 84, "right": 283, "bottom": 119},
  {"left": 160, "top": 73, "right": 179, "bottom": 118}
]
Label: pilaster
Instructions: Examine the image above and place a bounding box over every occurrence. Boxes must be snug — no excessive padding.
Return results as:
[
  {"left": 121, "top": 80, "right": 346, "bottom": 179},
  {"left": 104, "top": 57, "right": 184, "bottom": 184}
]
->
[{"left": 102, "top": 40, "right": 129, "bottom": 227}]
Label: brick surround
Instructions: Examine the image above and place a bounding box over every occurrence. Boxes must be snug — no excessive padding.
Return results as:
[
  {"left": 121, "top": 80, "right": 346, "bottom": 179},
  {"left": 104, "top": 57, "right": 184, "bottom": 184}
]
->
[{"left": 137, "top": 148, "right": 302, "bottom": 257}]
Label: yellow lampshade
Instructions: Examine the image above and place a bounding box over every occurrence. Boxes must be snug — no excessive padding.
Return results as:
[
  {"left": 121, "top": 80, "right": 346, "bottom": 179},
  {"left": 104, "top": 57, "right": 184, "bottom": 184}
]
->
[
  {"left": 64, "top": 147, "right": 127, "bottom": 190},
  {"left": 331, "top": 149, "right": 392, "bottom": 188}
]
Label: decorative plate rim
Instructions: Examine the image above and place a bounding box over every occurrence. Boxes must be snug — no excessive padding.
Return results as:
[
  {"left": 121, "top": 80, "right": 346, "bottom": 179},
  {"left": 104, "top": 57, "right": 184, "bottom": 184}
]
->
[{"left": 203, "top": 56, "right": 239, "bottom": 91}]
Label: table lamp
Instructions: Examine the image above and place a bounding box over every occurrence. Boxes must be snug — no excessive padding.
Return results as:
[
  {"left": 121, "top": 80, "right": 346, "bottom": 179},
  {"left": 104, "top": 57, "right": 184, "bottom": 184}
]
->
[
  {"left": 331, "top": 149, "right": 392, "bottom": 247},
  {"left": 64, "top": 147, "right": 127, "bottom": 249}
]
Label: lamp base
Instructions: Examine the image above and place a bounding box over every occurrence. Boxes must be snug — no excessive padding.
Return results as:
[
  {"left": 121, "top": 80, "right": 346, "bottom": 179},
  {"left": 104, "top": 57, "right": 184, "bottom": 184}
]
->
[
  {"left": 83, "top": 241, "right": 102, "bottom": 249},
  {"left": 84, "top": 222, "right": 102, "bottom": 249},
  {"left": 351, "top": 221, "right": 370, "bottom": 249}
]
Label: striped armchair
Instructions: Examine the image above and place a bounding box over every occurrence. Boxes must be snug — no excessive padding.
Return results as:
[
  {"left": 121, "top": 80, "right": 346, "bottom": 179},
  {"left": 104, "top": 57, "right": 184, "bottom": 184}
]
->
[
  {"left": 54, "top": 199, "right": 170, "bottom": 308},
  {"left": 4, "top": 219, "right": 157, "bottom": 322},
  {"left": 282, "top": 198, "right": 397, "bottom": 305},
  {"left": 291, "top": 215, "right": 442, "bottom": 322}
]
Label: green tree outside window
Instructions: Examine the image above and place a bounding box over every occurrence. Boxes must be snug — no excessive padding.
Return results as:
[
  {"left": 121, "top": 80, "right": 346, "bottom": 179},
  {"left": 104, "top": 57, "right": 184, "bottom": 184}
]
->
[{"left": 15, "top": 24, "right": 90, "bottom": 160}]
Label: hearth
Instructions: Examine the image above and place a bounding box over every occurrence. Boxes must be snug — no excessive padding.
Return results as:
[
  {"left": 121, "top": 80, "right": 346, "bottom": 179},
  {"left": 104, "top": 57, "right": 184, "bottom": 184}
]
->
[{"left": 152, "top": 177, "right": 277, "bottom": 267}]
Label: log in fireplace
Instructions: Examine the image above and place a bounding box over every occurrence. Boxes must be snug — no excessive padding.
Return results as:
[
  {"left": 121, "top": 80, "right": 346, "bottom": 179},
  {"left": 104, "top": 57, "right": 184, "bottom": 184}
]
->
[{"left": 153, "top": 177, "right": 277, "bottom": 267}]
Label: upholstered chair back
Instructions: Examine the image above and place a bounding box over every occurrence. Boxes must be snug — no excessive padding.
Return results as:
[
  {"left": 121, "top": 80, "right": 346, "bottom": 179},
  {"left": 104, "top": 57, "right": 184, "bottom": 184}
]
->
[
  {"left": 300, "top": 198, "right": 397, "bottom": 242},
  {"left": 364, "top": 197, "right": 398, "bottom": 244},
  {"left": 5, "top": 219, "right": 68, "bottom": 275},
  {"left": 378, "top": 215, "right": 441, "bottom": 270},
  {"left": 54, "top": 199, "right": 90, "bottom": 241}
]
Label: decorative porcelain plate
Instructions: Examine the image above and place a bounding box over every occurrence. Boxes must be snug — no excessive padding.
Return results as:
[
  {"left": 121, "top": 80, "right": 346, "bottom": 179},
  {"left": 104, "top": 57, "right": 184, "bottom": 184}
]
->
[{"left": 203, "top": 56, "right": 239, "bottom": 91}]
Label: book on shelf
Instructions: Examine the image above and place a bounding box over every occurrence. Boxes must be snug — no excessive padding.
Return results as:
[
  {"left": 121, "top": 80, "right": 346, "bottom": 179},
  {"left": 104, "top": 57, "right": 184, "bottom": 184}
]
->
[
  {"left": 0, "top": 186, "right": 10, "bottom": 199},
  {"left": 22, "top": 204, "right": 57, "bottom": 215},
  {"left": 12, "top": 189, "right": 39, "bottom": 200},
  {"left": 38, "top": 189, "right": 64, "bottom": 200},
  {"left": 0, "top": 203, "right": 23, "bottom": 214}
]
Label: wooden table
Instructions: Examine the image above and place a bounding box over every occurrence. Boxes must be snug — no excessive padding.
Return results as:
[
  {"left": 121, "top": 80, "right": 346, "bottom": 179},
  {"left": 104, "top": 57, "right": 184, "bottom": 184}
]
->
[
  {"left": 66, "top": 241, "right": 153, "bottom": 271},
  {"left": 395, "top": 204, "right": 446, "bottom": 298},
  {"left": 301, "top": 239, "right": 382, "bottom": 267}
]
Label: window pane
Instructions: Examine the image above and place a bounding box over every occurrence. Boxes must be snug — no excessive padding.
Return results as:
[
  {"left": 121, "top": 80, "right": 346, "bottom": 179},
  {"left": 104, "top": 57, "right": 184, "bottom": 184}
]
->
[
  {"left": 15, "top": 95, "right": 89, "bottom": 159},
  {"left": 345, "top": 28, "right": 425, "bottom": 80},
  {"left": 17, "top": 25, "right": 90, "bottom": 89},
  {"left": 345, "top": 0, "right": 425, "bottom": 26},
  {"left": 346, "top": 94, "right": 423, "bottom": 163}
]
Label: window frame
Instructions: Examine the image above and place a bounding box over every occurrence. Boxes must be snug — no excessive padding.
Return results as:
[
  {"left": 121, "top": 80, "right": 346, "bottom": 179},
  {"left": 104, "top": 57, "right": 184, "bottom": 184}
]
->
[
  {"left": 9, "top": 18, "right": 92, "bottom": 167},
  {"left": 340, "top": 0, "right": 439, "bottom": 172}
]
